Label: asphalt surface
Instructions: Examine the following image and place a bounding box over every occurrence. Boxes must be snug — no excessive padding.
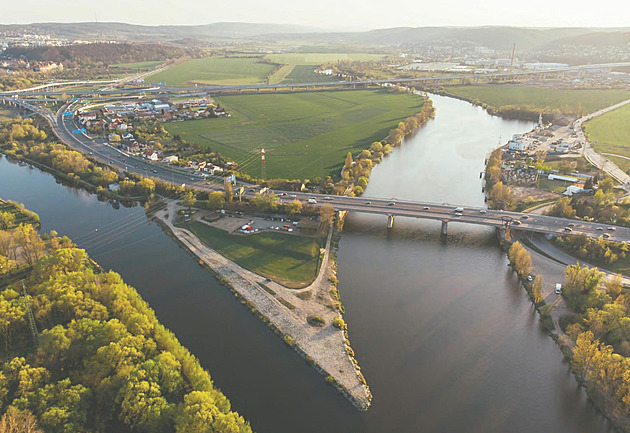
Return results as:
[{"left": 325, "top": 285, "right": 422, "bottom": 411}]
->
[{"left": 5, "top": 96, "right": 630, "bottom": 244}]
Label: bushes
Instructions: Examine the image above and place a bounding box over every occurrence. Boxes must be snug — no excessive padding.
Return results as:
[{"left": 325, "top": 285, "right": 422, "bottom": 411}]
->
[
  {"left": 307, "top": 316, "right": 325, "bottom": 327},
  {"left": 332, "top": 318, "right": 347, "bottom": 330}
]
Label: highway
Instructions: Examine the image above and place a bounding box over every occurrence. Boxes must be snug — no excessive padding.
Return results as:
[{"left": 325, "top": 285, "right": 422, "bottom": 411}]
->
[
  {"left": 4, "top": 61, "right": 630, "bottom": 101},
  {"left": 5, "top": 93, "right": 630, "bottom": 243}
]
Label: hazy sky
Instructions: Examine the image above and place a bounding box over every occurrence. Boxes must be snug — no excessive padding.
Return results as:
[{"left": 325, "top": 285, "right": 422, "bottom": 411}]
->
[{"left": 3, "top": 0, "right": 630, "bottom": 30}]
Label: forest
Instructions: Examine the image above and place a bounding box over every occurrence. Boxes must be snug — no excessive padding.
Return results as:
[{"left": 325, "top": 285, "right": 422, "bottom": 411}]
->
[
  {"left": 0, "top": 202, "right": 253, "bottom": 432},
  {"left": 3, "top": 43, "right": 187, "bottom": 68}
]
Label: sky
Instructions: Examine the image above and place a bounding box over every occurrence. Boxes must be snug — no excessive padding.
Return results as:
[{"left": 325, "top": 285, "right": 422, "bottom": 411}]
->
[{"left": 2, "top": 0, "right": 630, "bottom": 30}]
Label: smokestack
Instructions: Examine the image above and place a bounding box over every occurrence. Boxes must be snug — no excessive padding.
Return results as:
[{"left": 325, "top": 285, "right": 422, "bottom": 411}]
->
[{"left": 510, "top": 43, "right": 516, "bottom": 69}]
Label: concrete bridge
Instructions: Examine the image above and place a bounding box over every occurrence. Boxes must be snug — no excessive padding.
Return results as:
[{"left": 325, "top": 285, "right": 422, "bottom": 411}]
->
[
  {"left": 4, "top": 96, "right": 630, "bottom": 244},
  {"left": 3, "top": 62, "right": 630, "bottom": 101}
]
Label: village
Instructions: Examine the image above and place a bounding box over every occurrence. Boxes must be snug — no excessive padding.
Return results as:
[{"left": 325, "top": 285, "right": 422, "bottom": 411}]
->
[
  {"left": 76, "top": 97, "right": 232, "bottom": 174},
  {"left": 498, "top": 114, "right": 597, "bottom": 201}
]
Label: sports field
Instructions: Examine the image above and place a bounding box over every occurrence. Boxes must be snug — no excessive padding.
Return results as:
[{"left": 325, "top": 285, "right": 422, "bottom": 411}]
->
[
  {"left": 445, "top": 85, "right": 630, "bottom": 114},
  {"left": 146, "top": 56, "right": 277, "bottom": 86},
  {"left": 164, "top": 89, "right": 425, "bottom": 180}
]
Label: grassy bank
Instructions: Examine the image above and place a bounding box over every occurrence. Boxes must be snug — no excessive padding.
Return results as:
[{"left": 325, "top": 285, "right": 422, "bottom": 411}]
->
[
  {"left": 146, "top": 56, "right": 277, "bottom": 86},
  {"left": 164, "top": 89, "right": 425, "bottom": 179},
  {"left": 181, "top": 220, "right": 322, "bottom": 288},
  {"left": 584, "top": 103, "right": 630, "bottom": 162},
  {"left": 444, "top": 85, "right": 630, "bottom": 114}
]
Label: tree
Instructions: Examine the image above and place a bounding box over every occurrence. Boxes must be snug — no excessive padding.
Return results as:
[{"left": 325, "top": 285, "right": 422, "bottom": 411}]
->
[
  {"left": 548, "top": 196, "right": 576, "bottom": 218},
  {"left": 605, "top": 274, "right": 623, "bottom": 301},
  {"left": 515, "top": 248, "right": 533, "bottom": 277},
  {"left": 14, "top": 224, "right": 45, "bottom": 266},
  {"left": 181, "top": 191, "right": 196, "bottom": 210},
  {"left": 318, "top": 204, "right": 335, "bottom": 233},
  {"left": 286, "top": 199, "right": 302, "bottom": 216},
  {"left": 532, "top": 275, "right": 544, "bottom": 304},
  {"left": 250, "top": 193, "right": 279, "bottom": 212},
  {"left": 206, "top": 192, "right": 225, "bottom": 211},
  {"left": 343, "top": 152, "right": 353, "bottom": 170},
  {"left": 0, "top": 212, "right": 15, "bottom": 230},
  {"left": 0, "top": 407, "right": 43, "bottom": 433},
  {"left": 224, "top": 181, "right": 232, "bottom": 203}
]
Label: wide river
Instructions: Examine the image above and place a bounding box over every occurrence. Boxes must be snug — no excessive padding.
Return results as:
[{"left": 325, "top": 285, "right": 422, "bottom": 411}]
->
[{"left": 0, "top": 95, "right": 613, "bottom": 433}]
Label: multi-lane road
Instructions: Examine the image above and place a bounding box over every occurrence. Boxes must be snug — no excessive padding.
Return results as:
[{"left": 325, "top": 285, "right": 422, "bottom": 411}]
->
[
  {"left": 4, "top": 91, "right": 630, "bottom": 243},
  {"left": 4, "top": 62, "right": 630, "bottom": 101}
]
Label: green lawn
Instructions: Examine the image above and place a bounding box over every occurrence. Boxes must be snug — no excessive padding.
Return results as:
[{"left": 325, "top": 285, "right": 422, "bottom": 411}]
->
[
  {"left": 445, "top": 85, "right": 630, "bottom": 114},
  {"left": 584, "top": 103, "right": 630, "bottom": 161},
  {"left": 164, "top": 89, "right": 425, "bottom": 179},
  {"left": 280, "top": 65, "right": 338, "bottom": 84},
  {"left": 263, "top": 53, "right": 386, "bottom": 66},
  {"left": 110, "top": 60, "right": 164, "bottom": 70},
  {"left": 0, "top": 200, "right": 39, "bottom": 228},
  {"left": 182, "top": 220, "right": 321, "bottom": 288},
  {"left": 145, "top": 57, "right": 277, "bottom": 86}
]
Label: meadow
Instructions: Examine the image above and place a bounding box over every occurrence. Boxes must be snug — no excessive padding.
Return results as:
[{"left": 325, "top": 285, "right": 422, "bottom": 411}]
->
[
  {"left": 183, "top": 220, "right": 321, "bottom": 287},
  {"left": 444, "top": 85, "right": 630, "bottom": 114},
  {"left": 110, "top": 60, "right": 164, "bottom": 70},
  {"left": 146, "top": 56, "right": 277, "bottom": 86},
  {"left": 164, "top": 89, "right": 425, "bottom": 180},
  {"left": 263, "top": 52, "right": 386, "bottom": 66}
]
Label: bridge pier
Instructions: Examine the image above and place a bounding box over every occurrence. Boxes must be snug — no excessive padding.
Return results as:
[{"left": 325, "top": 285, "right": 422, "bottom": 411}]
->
[
  {"left": 441, "top": 220, "right": 448, "bottom": 236},
  {"left": 387, "top": 214, "right": 395, "bottom": 229}
]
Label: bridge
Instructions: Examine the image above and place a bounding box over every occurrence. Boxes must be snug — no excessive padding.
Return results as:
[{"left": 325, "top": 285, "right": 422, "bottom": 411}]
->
[
  {"left": 2, "top": 62, "right": 630, "bottom": 101},
  {"left": 3, "top": 90, "right": 630, "bottom": 244}
]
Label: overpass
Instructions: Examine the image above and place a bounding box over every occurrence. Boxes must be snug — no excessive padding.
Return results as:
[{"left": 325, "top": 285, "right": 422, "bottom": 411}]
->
[
  {"left": 3, "top": 96, "right": 630, "bottom": 244},
  {"left": 3, "top": 62, "right": 630, "bottom": 101}
]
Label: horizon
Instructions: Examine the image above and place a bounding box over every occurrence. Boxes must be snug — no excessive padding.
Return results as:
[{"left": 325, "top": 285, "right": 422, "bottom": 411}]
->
[{"left": 2, "top": 0, "right": 630, "bottom": 30}]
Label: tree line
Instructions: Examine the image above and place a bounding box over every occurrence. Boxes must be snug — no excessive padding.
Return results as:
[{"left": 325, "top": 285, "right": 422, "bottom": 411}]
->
[{"left": 0, "top": 204, "right": 253, "bottom": 433}]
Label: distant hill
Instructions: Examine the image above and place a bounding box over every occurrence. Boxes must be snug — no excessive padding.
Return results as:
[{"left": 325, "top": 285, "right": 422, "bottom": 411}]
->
[
  {"left": 255, "top": 26, "right": 629, "bottom": 52},
  {"left": 0, "top": 22, "right": 321, "bottom": 41}
]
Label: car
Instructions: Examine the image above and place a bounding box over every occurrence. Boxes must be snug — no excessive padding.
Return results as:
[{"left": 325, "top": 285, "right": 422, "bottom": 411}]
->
[
  {"left": 596, "top": 227, "right": 604, "bottom": 231},
  {"left": 324, "top": 196, "right": 332, "bottom": 200},
  {"left": 249, "top": 188, "right": 255, "bottom": 192},
  {"left": 608, "top": 227, "right": 616, "bottom": 231},
  {"left": 567, "top": 223, "right": 576, "bottom": 227},
  {"left": 291, "top": 194, "right": 297, "bottom": 198},
  {"left": 521, "top": 215, "right": 529, "bottom": 219},
  {"left": 603, "top": 233, "right": 611, "bottom": 239},
  {"left": 152, "top": 169, "right": 157, "bottom": 173},
  {"left": 191, "top": 178, "right": 195, "bottom": 181},
  {"left": 366, "top": 201, "right": 372, "bottom": 205},
  {"left": 479, "top": 209, "right": 487, "bottom": 214},
  {"left": 527, "top": 275, "right": 533, "bottom": 282},
  {"left": 388, "top": 202, "right": 395, "bottom": 206},
  {"left": 280, "top": 192, "right": 287, "bottom": 196},
  {"left": 555, "top": 284, "right": 562, "bottom": 295},
  {"left": 424, "top": 206, "right": 430, "bottom": 210},
  {"left": 454, "top": 212, "right": 463, "bottom": 217},
  {"left": 455, "top": 207, "right": 464, "bottom": 212},
  {"left": 513, "top": 220, "right": 521, "bottom": 225},
  {"left": 564, "top": 227, "right": 573, "bottom": 232}
]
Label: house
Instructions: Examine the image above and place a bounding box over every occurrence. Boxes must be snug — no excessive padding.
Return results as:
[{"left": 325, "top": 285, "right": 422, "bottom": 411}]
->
[
  {"left": 163, "top": 155, "right": 179, "bottom": 164},
  {"left": 142, "top": 150, "right": 160, "bottom": 161},
  {"left": 120, "top": 141, "right": 140, "bottom": 154},
  {"left": 203, "top": 163, "right": 223, "bottom": 175}
]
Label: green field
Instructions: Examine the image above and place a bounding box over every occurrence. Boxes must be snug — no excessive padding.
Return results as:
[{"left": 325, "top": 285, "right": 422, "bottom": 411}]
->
[
  {"left": 263, "top": 53, "right": 386, "bottom": 66},
  {"left": 110, "top": 60, "right": 164, "bottom": 70},
  {"left": 280, "top": 65, "right": 338, "bottom": 84},
  {"left": 605, "top": 155, "right": 630, "bottom": 174},
  {"left": 585, "top": 103, "right": 630, "bottom": 147},
  {"left": 269, "top": 64, "right": 295, "bottom": 84},
  {"left": 445, "top": 85, "right": 630, "bottom": 114},
  {"left": 0, "top": 107, "right": 18, "bottom": 123},
  {"left": 146, "top": 57, "right": 277, "bottom": 86},
  {"left": 183, "top": 220, "right": 321, "bottom": 287},
  {"left": 164, "top": 89, "right": 425, "bottom": 179}
]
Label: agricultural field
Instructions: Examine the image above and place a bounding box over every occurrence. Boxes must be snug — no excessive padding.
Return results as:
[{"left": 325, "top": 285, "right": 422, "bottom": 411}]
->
[
  {"left": 182, "top": 220, "right": 321, "bottom": 287},
  {"left": 585, "top": 103, "right": 630, "bottom": 147},
  {"left": 279, "top": 65, "right": 338, "bottom": 84},
  {"left": 164, "top": 89, "right": 425, "bottom": 180},
  {"left": 146, "top": 56, "right": 277, "bottom": 86},
  {"left": 444, "top": 85, "right": 630, "bottom": 114},
  {"left": 263, "top": 52, "right": 386, "bottom": 66},
  {"left": 110, "top": 60, "right": 164, "bottom": 70}
]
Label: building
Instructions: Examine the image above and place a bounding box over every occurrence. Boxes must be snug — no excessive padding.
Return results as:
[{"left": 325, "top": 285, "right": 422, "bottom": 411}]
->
[{"left": 163, "top": 155, "right": 179, "bottom": 164}]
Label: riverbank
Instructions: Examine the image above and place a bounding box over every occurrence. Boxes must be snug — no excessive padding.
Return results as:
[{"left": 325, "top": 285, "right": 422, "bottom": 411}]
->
[{"left": 154, "top": 200, "right": 372, "bottom": 410}]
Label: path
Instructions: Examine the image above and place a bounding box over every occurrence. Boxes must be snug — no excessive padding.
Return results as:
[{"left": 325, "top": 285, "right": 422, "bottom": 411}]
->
[{"left": 576, "top": 99, "right": 630, "bottom": 190}]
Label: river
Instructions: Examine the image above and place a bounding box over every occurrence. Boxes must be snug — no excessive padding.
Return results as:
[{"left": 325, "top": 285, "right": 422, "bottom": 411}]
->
[{"left": 0, "top": 94, "right": 613, "bottom": 433}]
